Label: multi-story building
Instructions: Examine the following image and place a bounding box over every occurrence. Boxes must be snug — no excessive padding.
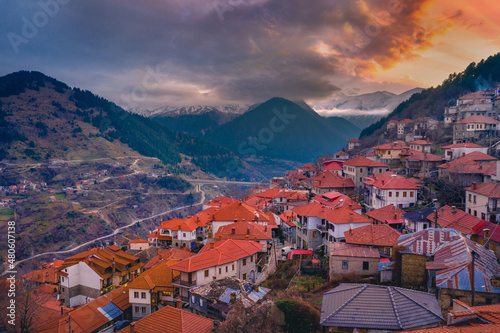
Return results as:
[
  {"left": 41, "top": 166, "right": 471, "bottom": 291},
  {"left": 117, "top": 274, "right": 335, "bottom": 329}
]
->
[
  {"left": 465, "top": 181, "right": 500, "bottom": 222},
  {"left": 445, "top": 91, "right": 496, "bottom": 126},
  {"left": 169, "top": 239, "right": 264, "bottom": 303},
  {"left": 372, "top": 141, "right": 410, "bottom": 168},
  {"left": 210, "top": 201, "right": 271, "bottom": 234},
  {"left": 453, "top": 115, "right": 500, "bottom": 144},
  {"left": 309, "top": 170, "right": 355, "bottom": 195},
  {"left": 343, "top": 156, "right": 389, "bottom": 190},
  {"left": 58, "top": 245, "right": 143, "bottom": 307},
  {"left": 441, "top": 143, "right": 488, "bottom": 160},
  {"left": 408, "top": 140, "right": 431, "bottom": 153},
  {"left": 363, "top": 172, "right": 420, "bottom": 209}
]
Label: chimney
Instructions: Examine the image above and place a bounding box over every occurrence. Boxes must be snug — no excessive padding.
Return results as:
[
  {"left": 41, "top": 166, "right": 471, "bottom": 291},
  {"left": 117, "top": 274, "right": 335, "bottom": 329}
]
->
[
  {"left": 451, "top": 206, "right": 456, "bottom": 214},
  {"left": 382, "top": 180, "right": 385, "bottom": 186},
  {"left": 247, "top": 224, "right": 250, "bottom": 235},
  {"left": 349, "top": 228, "right": 352, "bottom": 235},
  {"left": 472, "top": 182, "right": 477, "bottom": 190},
  {"left": 210, "top": 242, "right": 215, "bottom": 249},
  {"left": 254, "top": 236, "right": 258, "bottom": 242},
  {"left": 484, "top": 228, "right": 491, "bottom": 238},
  {"left": 245, "top": 235, "right": 249, "bottom": 241},
  {"left": 231, "top": 228, "right": 236, "bottom": 235},
  {"left": 176, "top": 299, "right": 182, "bottom": 308},
  {"left": 349, "top": 213, "right": 353, "bottom": 223},
  {"left": 130, "top": 322, "right": 135, "bottom": 333}
]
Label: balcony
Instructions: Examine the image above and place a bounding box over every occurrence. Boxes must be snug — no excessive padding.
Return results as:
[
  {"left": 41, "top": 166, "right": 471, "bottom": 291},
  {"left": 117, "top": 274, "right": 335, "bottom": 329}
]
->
[
  {"left": 316, "top": 225, "right": 327, "bottom": 233},
  {"left": 172, "top": 279, "right": 197, "bottom": 288}
]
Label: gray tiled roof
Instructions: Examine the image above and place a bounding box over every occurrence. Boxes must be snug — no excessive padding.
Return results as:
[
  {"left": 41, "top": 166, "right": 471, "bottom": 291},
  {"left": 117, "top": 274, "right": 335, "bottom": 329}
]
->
[{"left": 320, "top": 284, "right": 443, "bottom": 330}]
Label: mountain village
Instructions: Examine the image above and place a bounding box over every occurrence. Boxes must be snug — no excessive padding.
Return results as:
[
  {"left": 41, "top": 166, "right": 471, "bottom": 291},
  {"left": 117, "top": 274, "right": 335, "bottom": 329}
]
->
[{"left": 7, "top": 84, "right": 500, "bottom": 333}]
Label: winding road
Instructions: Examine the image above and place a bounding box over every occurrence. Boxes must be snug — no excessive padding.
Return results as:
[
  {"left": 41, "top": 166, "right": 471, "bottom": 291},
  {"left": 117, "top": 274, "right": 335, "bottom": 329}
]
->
[{"left": 2, "top": 186, "right": 205, "bottom": 275}]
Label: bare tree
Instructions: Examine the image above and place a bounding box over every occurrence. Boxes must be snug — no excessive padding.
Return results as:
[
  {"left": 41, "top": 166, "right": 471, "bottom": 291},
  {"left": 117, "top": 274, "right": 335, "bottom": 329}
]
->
[{"left": 17, "top": 280, "right": 53, "bottom": 333}]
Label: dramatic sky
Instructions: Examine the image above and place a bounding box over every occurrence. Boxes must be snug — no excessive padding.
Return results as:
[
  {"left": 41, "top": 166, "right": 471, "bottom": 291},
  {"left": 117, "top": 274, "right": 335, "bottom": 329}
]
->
[{"left": 1, "top": 0, "right": 499, "bottom": 109}]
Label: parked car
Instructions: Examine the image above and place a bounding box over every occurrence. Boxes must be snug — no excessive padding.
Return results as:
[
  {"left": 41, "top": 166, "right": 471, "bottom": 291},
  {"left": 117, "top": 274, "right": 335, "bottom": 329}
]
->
[
  {"left": 281, "top": 246, "right": 295, "bottom": 257},
  {"left": 114, "top": 320, "right": 132, "bottom": 332}
]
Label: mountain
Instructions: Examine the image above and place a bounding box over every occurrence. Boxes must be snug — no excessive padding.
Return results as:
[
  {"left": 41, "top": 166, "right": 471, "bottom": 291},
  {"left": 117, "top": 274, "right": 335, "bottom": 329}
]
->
[
  {"left": 206, "top": 97, "right": 360, "bottom": 163},
  {"left": 313, "top": 88, "right": 423, "bottom": 129},
  {"left": 359, "top": 53, "right": 500, "bottom": 147},
  {"left": 130, "top": 104, "right": 250, "bottom": 117},
  {"left": 0, "top": 71, "right": 259, "bottom": 180}
]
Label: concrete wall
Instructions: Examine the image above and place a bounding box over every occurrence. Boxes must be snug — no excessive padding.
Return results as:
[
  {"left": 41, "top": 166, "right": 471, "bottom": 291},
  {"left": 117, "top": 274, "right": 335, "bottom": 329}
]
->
[{"left": 438, "top": 288, "right": 500, "bottom": 311}]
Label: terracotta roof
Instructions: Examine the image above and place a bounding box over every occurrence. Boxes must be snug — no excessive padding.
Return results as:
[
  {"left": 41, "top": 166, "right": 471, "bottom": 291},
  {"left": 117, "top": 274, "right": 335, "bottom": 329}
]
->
[
  {"left": 373, "top": 140, "right": 409, "bottom": 150},
  {"left": 330, "top": 242, "right": 380, "bottom": 258},
  {"left": 299, "top": 163, "right": 318, "bottom": 171},
  {"left": 347, "top": 139, "right": 360, "bottom": 143},
  {"left": 344, "top": 224, "right": 401, "bottom": 247},
  {"left": 441, "top": 143, "right": 486, "bottom": 149},
  {"left": 365, "top": 204, "right": 405, "bottom": 223},
  {"left": 465, "top": 182, "right": 500, "bottom": 198},
  {"left": 455, "top": 115, "right": 500, "bottom": 124},
  {"left": 322, "top": 160, "right": 344, "bottom": 171},
  {"left": 473, "top": 220, "right": 500, "bottom": 243},
  {"left": 344, "top": 156, "right": 388, "bottom": 167},
  {"left": 409, "top": 140, "right": 431, "bottom": 145},
  {"left": 215, "top": 221, "right": 272, "bottom": 241},
  {"left": 459, "top": 91, "right": 492, "bottom": 100},
  {"left": 211, "top": 201, "right": 270, "bottom": 223},
  {"left": 243, "top": 196, "right": 269, "bottom": 210},
  {"left": 293, "top": 202, "right": 372, "bottom": 225},
  {"left": 310, "top": 171, "right": 355, "bottom": 189},
  {"left": 363, "top": 172, "right": 420, "bottom": 190},
  {"left": 312, "top": 191, "right": 363, "bottom": 210},
  {"left": 279, "top": 211, "right": 297, "bottom": 227},
  {"left": 59, "top": 246, "right": 142, "bottom": 279},
  {"left": 169, "top": 240, "right": 264, "bottom": 273},
  {"left": 128, "top": 239, "right": 149, "bottom": 244},
  {"left": 438, "top": 159, "right": 496, "bottom": 175},
  {"left": 426, "top": 205, "right": 484, "bottom": 235},
  {"left": 145, "top": 248, "right": 195, "bottom": 269},
  {"left": 204, "top": 197, "right": 239, "bottom": 208},
  {"left": 22, "top": 260, "right": 63, "bottom": 284},
  {"left": 128, "top": 261, "right": 178, "bottom": 290},
  {"left": 117, "top": 305, "right": 213, "bottom": 333},
  {"left": 401, "top": 149, "right": 443, "bottom": 162},
  {"left": 334, "top": 150, "right": 349, "bottom": 156}
]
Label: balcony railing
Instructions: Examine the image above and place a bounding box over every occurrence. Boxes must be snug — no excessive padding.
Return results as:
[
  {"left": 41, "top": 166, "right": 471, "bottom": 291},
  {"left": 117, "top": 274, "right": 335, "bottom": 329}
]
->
[
  {"left": 173, "top": 279, "right": 197, "bottom": 287},
  {"left": 316, "top": 225, "right": 327, "bottom": 233}
]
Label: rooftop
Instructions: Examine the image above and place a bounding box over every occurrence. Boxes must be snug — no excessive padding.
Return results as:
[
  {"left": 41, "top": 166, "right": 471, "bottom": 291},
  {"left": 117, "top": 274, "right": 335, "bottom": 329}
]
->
[
  {"left": 365, "top": 204, "right": 405, "bottom": 223},
  {"left": 344, "top": 223, "right": 401, "bottom": 247},
  {"left": 343, "top": 156, "right": 388, "bottom": 168},
  {"left": 363, "top": 172, "right": 420, "bottom": 190},
  {"left": 330, "top": 242, "right": 380, "bottom": 258}
]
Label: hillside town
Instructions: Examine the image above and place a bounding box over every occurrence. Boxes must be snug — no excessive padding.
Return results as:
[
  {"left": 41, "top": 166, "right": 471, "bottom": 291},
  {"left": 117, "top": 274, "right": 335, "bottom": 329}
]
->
[{"left": 9, "top": 87, "right": 500, "bottom": 333}]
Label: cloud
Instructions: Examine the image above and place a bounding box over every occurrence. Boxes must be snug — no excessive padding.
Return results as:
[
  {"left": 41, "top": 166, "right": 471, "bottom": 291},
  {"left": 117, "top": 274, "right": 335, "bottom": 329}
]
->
[{"left": 0, "top": 0, "right": 479, "bottom": 108}]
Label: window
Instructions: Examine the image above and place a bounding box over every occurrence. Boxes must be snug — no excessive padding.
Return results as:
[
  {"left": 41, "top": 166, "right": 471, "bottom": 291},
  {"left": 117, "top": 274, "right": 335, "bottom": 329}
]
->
[
  {"left": 62, "top": 287, "right": 65, "bottom": 292},
  {"left": 243, "top": 273, "right": 247, "bottom": 280},
  {"left": 474, "top": 210, "right": 477, "bottom": 217},
  {"left": 482, "top": 213, "right": 486, "bottom": 220},
  {"left": 396, "top": 192, "right": 399, "bottom": 197},
  {"left": 250, "top": 255, "right": 253, "bottom": 263},
  {"left": 469, "top": 194, "right": 472, "bottom": 202},
  {"left": 200, "top": 299, "right": 204, "bottom": 306},
  {"left": 232, "top": 264, "right": 235, "bottom": 271},
  {"left": 474, "top": 195, "right": 477, "bottom": 204},
  {"left": 226, "top": 266, "right": 228, "bottom": 272},
  {"left": 191, "top": 295, "right": 195, "bottom": 303},
  {"left": 134, "top": 292, "right": 139, "bottom": 298},
  {"left": 423, "top": 224, "right": 427, "bottom": 229},
  {"left": 313, "top": 231, "right": 317, "bottom": 238},
  {"left": 469, "top": 208, "right": 471, "bottom": 214},
  {"left": 410, "top": 192, "right": 414, "bottom": 197},
  {"left": 183, "top": 232, "right": 186, "bottom": 238},
  {"left": 362, "top": 261, "right": 369, "bottom": 270},
  {"left": 243, "top": 259, "right": 247, "bottom": 266},
  {"left": 389, "top": 192, "right": 392, "bottom": 197},
  {"left": 162, "top": 291, "right": 171, "bottom": 296},
  {"left": 204, "top": 270, "right": 209, "bottom": 277},
  {"left": 342, "top": 261, "right": 348, "bottom": 270},
  {"left": 403, "top": 192, "right": 407, "bottom": 197},
  {"left": 61, "top": 277, "right": 64, "bottom": 282},
  {"left": 141, "top": 292, "right": 146, "bottom": 299},
  {"left": 219, "top": 268, "right": 222, "bottom": 274},
  {"left": 142, "top": 307, "right": 146, "bottom": 314},
  {"left": 360, "top": 168, "right": 363, "bottom": 173},
  {"left": 135, "top": 306, "right": 140, "bottom": 313}
]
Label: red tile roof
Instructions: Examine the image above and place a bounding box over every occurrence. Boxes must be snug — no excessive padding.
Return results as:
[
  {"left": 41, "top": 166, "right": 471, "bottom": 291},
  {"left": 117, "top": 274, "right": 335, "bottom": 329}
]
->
[
  {"left": 344, "top": 156, "right": 388, "bottom": 167},
  {"left": 472, "top": 220, "right": 500, "bottom": 244},
  {"left": 426, "top": 205, "right": 484, "bottom": 235},
  {"left": 363, "top": 172, "right": 420, "bottom": 190},
  {"left": 373, "top": 140, "right": 409, "bottom": 150},
  {"left": 279, "top": 211, "right": 297, "bottom": 227},
  {"left": 215, "top": 221, "right": 272, "bottom": 241},
  {"left": 344, "top": 224, "right": 402, "bottom": 247},
  {"left": 204, "top": 196, "right": 239, "bottom": 208},
  {"left": 455, "top": 115, "right": 500, "bottom": 124},
  {"left": 128, "top": 260, "right": 178, "bottom": 290},
  {"left": 144, "top": 248, "right": 195, "bottom": 269},
  {"left": 465, "top": 182, "right": 500, "bottom": 198},
  {"left": 441, "top": 143, "right": 486, "bottom": 149},
  {"left": 322, "top": 160, "right": 344, "bottom": 171},
  {"left": 128, "top": 239, "right": 149, "bottom": 244},
  {"left": 330, "top": 242, "right": 380, "bottom": 258},
  {"left": 401, "top": 149, "right": 443, "bottom": 162},
  {"left": 365, "top": 204, "right": 405, "bottom": 223},
  {"left": 438, "top": 159, "right": 496, "bottom": 175},
  {"left": 347, "top": 139, "right": 360, "bottom": 143},
  {"left": 117, "top": 305, "right": 213, "bottom": 333},
  {"left": 409, "top": 140, "right": 431, "bottom": 145},
  {"left": 292, "top": 202, "right": 372, "bottom": 224},
  {"left": 310, "top": 171, "right": 355, "bottom": 189},
  {"left": 334, "top": 150, "right": 349, "bottom": 156},
  {"left": 313, "top": 191, "right": 363, "bottom": 210},
  {"left": 211, "top": 201, "right": 270, "bottom": 223},
  {"left": 158, "top": 217, "right": 200, "bottom": 232},
  {"left": 169, "top": 240, "right": 264, "bottom": 273},
  {"left": 21, "top": 260, "right": 63, "bottom": 284}
]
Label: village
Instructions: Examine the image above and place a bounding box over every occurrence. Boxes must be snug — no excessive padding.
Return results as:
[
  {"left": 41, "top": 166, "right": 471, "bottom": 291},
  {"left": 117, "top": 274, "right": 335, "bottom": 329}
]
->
[{"left": 10, "top": 87, "right": 500, "bottom": 332}]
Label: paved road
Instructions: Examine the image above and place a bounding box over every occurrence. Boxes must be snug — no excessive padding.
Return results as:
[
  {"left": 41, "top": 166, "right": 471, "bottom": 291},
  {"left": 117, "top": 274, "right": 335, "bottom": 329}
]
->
[{"left": 185, "top": 178, "right": 266, "bottom": 186}]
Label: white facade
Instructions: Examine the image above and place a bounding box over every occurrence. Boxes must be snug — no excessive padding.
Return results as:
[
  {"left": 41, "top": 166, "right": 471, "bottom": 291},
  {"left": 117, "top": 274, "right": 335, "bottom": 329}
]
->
[
  {"left": 369, "top": 188, "right": 417, "bottom": 209},
  {"left": 444, "top": 146, "right": 488, "bottom": 160},
  {"left": 60, "top": 262, "right": 102, "bottom": 307},
  {"left": 130, "top": 242, "right": 149, "bottom": 251}
]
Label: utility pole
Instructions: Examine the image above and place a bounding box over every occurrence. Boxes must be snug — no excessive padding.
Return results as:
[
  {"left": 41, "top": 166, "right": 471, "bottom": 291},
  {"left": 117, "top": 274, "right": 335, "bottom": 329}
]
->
[
  {"left": 471, "top": 250, "right": 479, "bottom": 306},
  {"left": 68, "top": 313, "right": 71, "bottom": 333}
]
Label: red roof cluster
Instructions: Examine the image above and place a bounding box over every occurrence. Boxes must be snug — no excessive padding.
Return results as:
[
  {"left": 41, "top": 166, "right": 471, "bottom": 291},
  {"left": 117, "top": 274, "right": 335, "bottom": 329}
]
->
[
  {"left": 215, "top": 221, "right": 272, "bottom": 241},
  {"left": 365, "top": 204, "right": 405, "bottom": 223},
  {"left": 465, "top": 182, "right": 500, "bottom": 198},
  {"left": 441, "top": 143, "right": 486, "bottom": 149},
  {"left": 310, "top": 170, "right": 355, "bottom": 189},
  {"left": 344, "top": 156, "right": 388, "bottom": 167},
  {"left": 293, "top": 202, "right": 372, "bottom": 225},
  {"left": 344, "top": 224, "right": 402, "bottom": 247},
  {"left": 313, "top": 191, "right": 363, "bottom": 210},
  {"left": 330, "top": 242, "right": 380, "bottom": 258},
  {"left": 373, "top": 140, "right": 409, "bottom": 150},
  {"left": 455, "top": 115, "right": 500, "bottom": 124},
  {"left": 322, "top": 160, "right": 344, "bottom": 171},
  {"left": 426, "top": 205, "right": 484, "bottom": 235},
  {"left": 363, "top": 172, "right": 420, "bottom": 190},
  {"left": 169, "top": 239, "right": 264, "bottom": 273}
]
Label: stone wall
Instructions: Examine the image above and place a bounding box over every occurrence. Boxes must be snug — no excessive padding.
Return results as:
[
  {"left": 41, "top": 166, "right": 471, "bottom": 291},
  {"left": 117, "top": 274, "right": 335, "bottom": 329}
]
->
[{"left": 401, "top": 253, "right": 430, "bottom": 287}]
